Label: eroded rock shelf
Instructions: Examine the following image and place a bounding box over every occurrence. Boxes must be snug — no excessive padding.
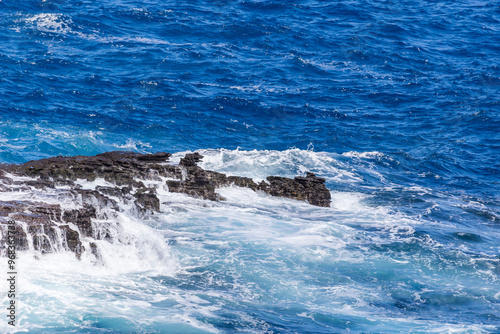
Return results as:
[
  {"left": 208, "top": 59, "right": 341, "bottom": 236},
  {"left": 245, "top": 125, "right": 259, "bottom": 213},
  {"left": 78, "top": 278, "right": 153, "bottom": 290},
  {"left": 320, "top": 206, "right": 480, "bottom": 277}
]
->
[{"left": 0, "top": 151, "right": 331, "bottom": 259}]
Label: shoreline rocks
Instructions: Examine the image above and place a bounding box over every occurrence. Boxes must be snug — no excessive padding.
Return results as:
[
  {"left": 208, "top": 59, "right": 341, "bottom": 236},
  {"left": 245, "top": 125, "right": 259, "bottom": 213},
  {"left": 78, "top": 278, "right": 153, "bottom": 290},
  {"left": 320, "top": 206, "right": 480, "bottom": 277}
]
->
[{"left": 0, "top": 151, "right": 331, "bottom": 259}]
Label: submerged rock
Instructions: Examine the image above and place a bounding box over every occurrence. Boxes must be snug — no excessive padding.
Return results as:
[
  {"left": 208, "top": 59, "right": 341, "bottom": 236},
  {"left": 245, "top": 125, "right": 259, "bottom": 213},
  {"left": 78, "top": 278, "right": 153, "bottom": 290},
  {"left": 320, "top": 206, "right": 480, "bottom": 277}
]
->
[{"left": 0, "top": 151, "right": 331, "bottom": 259}]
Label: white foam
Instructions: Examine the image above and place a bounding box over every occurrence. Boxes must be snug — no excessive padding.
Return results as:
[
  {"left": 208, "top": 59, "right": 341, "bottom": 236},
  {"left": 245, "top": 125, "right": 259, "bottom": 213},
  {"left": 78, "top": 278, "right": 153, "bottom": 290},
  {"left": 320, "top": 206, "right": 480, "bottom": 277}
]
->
[
  {"left": 0, "top": 252, "right": 187, "bottom": 332},
  {"left": 25, "top": 13, "right": 72, "bottom": 34},
  {"left": 112, "top": 138, "right": 152, "bottom": 152},
  {"left": 330, "top": 191, "right": 369, "bottom": 212},
  {"left": 171, "top": 148, "right": 361, "bottom": 184},
  {"left": 0, "top": 171, "right": 179, "bottom": 275},
  {"left": 342, "top": 151, "right": 387, "bottom": 159},
  {"left": 74, "top": 178, "right": 114, "bottom": 190},
  {"left": 2, "top": 147, "right": 495, "bottom": 332},
  {"left": 0, "top": 138, "right": 26, "bottom": 150},
  {"left": 425, "top": 324, "right": 497, "bottom": 333}
]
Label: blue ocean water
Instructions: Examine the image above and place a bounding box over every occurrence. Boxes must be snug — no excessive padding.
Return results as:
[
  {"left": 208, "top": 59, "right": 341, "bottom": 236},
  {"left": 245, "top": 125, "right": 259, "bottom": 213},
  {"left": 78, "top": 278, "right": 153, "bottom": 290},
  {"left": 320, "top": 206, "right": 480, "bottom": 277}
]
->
[{"left": 0, "top": 0, "right": 499, "bottom": 333}]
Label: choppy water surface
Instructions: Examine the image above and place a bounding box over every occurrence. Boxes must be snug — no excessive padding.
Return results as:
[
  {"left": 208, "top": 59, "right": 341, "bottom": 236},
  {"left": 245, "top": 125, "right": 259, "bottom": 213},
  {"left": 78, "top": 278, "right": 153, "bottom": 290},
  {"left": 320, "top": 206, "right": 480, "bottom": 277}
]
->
[{"left": 0, "top": 0, "right": 499, "bottom": 333}]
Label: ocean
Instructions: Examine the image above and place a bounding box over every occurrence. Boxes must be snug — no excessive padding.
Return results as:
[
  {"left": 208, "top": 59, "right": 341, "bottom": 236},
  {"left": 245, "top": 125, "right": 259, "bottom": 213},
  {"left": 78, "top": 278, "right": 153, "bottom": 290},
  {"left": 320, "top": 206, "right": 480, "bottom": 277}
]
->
[{"left": 0, "top": 0, "right": 499, "bottom": 333}]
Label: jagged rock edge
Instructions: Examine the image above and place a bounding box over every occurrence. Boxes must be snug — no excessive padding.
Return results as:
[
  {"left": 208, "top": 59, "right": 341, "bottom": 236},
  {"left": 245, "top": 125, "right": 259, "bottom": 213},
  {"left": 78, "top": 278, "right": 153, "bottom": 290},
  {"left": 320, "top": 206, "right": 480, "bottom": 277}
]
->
[{"left": 0, "top": 151, "right": 331, "bottom": 260}]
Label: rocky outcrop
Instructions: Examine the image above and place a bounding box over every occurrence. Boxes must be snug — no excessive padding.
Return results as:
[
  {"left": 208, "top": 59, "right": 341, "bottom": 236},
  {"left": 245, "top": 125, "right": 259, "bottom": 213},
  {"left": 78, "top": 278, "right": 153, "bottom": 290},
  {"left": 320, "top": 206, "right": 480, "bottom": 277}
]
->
[
  {"left": 166, "top": 152, "right": 331, "bottom": 207},
  {"left": 0, "top": 151, "right": 330, "bottom": 259}
]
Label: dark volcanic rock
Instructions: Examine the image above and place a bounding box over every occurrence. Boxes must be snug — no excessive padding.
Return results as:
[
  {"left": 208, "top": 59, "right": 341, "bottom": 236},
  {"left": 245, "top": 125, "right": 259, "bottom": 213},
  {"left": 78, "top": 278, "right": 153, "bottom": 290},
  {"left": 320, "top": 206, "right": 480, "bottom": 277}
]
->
[
  {"left": 137, "top": 152, "right": 171, "bottom": 162},
  {"left": 60, "top": 225, "right": 84, "bottom": 259},
  {"left": 134, "top": 190, "right": 160, "bottom": 213},
  {"left": 0, "top": 201, "right": 86, "bottom": 257},
  {"left": 62, "top": 205, "right": 96, "bottom": 237},
  {"left": 0, "top": 151, "right": 330, "bottom": 259},
  {"left": 167, "top": 155, "right": 331, "bottom": 206},
  {"left": 95, "top": 186, "right": 127, "bottom": 198},
  {"left": 166, "top": 167, "right": 223, "bottom": 201},
  {"left": 262, "top": 172, "right": 331, "bottom": 207},
  {"left": 179, "top": 152, "right": 203, "bottom": 167},
  {"left": 4, "top": 151, "right": 171, "bottom": 185}
]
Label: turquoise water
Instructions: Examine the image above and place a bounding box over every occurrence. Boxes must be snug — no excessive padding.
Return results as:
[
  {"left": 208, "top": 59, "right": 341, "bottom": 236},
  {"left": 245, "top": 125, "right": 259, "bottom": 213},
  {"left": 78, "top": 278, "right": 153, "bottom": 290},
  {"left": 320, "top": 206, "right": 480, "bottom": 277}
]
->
[{"left": 0, "top": 0, "right": 499, "bottom": 333}]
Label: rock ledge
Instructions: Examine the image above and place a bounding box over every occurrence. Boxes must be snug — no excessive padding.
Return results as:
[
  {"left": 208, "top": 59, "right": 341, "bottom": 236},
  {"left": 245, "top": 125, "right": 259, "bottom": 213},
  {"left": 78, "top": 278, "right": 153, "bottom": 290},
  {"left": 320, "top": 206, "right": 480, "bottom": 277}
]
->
[{"left": 0, "top": 151, "right": 331, "bottom": 259}]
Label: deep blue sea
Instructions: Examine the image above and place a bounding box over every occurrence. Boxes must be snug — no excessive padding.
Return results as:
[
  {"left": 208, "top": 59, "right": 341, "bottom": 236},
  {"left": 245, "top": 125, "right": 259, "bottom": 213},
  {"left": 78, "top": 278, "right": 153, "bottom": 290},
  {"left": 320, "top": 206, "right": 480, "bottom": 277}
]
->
[{"left": 1, "top": 0, "right": 499, "bottom": 333}]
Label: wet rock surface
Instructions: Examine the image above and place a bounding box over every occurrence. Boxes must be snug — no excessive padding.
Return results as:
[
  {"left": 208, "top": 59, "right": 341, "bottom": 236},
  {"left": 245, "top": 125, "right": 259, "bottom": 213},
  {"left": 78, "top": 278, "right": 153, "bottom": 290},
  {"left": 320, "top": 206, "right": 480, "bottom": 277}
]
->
[{"left": 0, "top": 151, "right": 331, "bottom": 259}]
